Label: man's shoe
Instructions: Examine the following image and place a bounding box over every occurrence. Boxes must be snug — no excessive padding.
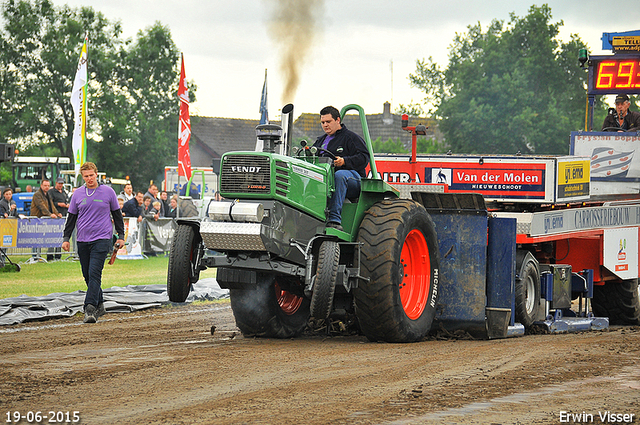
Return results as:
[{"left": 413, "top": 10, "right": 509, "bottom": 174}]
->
[
  {"left": 96, "top": 303, "right": 106, "bottom": 318},
  {"left": 326, "top": 221, "right": 344, "bottom": 231},
  {"left": 83, "top": 304, "right": 97, "bottom": 324}
]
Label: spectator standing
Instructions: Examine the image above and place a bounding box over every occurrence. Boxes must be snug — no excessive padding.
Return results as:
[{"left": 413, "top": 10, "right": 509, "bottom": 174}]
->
[
  {"left": 160, "top": 191, "right": 170, "bottom": 215},
  {"left": 122, "top": 191, "right": 144, "bottom": 222},
  {"left": 146, "top": 200, "right": 161, "bottom": 221},
  {"left": 144, "top": 184, "right": 165, "bottom": 216},
  {"left": 62, "top": 162, "right": 125, "bottom": 324},
  {"left": 49, "top": 177, "right": 69, "bottom": 216},
  {"left": 142, "top": 195, "right": 153, "bottom": 216},
  {"left": 49, "top": 178, "right": 69, "bottom": 260},
  {"left": 30, "top": 179, "right": 61, "bottom": 218},
  {"left": 0, "top": 188, "right": 18, "bottom": 218},
  {"left": 117, "top": 195, "right": 126, "bottom": 213},
  {"left": 121, "top": 183, "right": 134, "bottom": 202},
  {"left": 165, "top": 196, "right": 178, "bottom": 218},
  {"left": 30, "top": 179, "right": 62, "bottom": 261}
]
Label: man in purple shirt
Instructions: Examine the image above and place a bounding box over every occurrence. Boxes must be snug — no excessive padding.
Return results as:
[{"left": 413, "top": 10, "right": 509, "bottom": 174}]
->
[{"left": 62, "top": 162, "right": 125, "bottom": 323}]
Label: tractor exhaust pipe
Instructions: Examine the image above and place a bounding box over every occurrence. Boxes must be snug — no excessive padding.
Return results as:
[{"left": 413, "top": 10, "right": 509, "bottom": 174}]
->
[{"left": 279, "top": 103, "right": 294, "bottom": 156}]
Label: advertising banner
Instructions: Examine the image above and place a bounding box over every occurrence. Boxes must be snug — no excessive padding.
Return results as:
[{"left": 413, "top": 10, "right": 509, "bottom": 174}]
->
[
  {"left": 603, "top": 227, "right": 639, "bottom": 279},
  {"left": 16, "top": 218, "right": 65, "bottom": 248},
  {"left": 0, "top": 219, "right": 18, "bottom": 248},
  {"left": 571, "top": 132, "right": 640, "bottom": 197},
  {"left": 372, "top": 155, "right": 554, "bottom": 202},
  {"left": 0, "top": 217, "right": 177, "bottom": 255},
  {"left": 144, "top": 218, "right": 176, "bottom": 254},
  {"left": 119, "top": 217, "right": 144, "bottom": 259},
  {"left": 556, "top": 158, "right": 590, "bottom": 200}
]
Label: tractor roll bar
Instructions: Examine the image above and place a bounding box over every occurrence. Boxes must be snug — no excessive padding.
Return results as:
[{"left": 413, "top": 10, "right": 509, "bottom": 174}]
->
[{"left": 340, "top": 104, "right": 379, "bottom": 179}]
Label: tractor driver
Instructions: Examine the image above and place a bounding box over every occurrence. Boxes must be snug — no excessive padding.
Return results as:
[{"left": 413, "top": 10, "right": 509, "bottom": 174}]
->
[
  {"left": 602, "top": 94, "right": 640, "bottom": 132},
  {"left": 313, "top": 106, "right": 369, "bottom": 231}
]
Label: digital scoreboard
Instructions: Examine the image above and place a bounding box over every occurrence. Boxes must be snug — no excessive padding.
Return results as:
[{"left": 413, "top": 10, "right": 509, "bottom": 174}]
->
[{"left": 588, "top": 55, "right": 640, "bottom": 95}]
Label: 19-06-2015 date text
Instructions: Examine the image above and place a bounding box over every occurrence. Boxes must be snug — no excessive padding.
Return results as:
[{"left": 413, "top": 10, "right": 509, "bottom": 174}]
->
[{"left": 5, "top": 411, "right": 80, "bottom": 423}]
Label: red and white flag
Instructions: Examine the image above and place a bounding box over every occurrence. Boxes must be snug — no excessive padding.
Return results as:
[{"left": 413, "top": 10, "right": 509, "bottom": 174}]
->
[{"left": 178, "top": 53, "right": 192, "bottom": 179}]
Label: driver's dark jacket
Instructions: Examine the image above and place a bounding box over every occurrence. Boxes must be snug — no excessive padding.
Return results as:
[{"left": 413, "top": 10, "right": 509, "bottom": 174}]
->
[
  {"left": 313, "top": 124, "right": 369, "bottom": 177},
  {"left": 602, "top": 110, "right": 640, "bottom": 131}
]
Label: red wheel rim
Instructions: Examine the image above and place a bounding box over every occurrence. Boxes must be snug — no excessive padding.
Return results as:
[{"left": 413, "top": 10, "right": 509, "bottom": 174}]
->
[
  {"left": 399, "top": 229, "right": 431, "bottom": 320},
  {"left": 275, "top": 282, "right": 303, "bottom": 315}
]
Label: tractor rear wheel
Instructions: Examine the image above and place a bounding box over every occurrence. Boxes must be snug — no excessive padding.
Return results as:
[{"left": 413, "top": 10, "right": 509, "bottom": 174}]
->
[
  {"left": 167, "top": 224, "right": 203, "bottom": 302},
  {"left": 355, "top": 199, "right": 440, "bottom": 342},
  {"left": 592, "top": 279, "right": 640, "bottom": 325},
  {"left": 230, "top": 274, "right": 310, "bottom": 338}
]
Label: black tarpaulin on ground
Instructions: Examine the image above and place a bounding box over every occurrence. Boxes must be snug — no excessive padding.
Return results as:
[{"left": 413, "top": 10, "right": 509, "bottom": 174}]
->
[{"left": 0, "top": 278, "right": 229, "bottom": 326}]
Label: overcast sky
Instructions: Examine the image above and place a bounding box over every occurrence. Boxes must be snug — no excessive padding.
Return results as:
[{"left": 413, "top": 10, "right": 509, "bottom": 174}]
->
[{"left": 56, "top": 0, "right": 640, "bottom": 121}]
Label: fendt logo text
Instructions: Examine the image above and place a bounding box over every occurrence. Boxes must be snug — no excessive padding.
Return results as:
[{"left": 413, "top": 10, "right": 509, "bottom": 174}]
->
[{"left": 231, "top": 166, "right": 262, "bottom": 173}]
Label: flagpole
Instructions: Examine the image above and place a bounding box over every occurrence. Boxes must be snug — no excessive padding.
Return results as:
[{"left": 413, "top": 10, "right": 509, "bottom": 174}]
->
[
  {"left": 256, "top": 69, "right": 269, "bottom": 151},
  {"left": 177, "top": 53, "right": 192, "bottom": 202},
  {"left": 82, "top": 34, "right": 88, "bottom": 167},
  {"left": 71, "top": 34, "right": 89, "bottom": 186},
  {"left": 177, "top": 53, "right": 182, "bottom": 199}
]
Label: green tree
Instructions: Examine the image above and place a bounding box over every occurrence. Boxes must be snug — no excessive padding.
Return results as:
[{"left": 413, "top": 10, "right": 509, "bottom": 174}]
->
[
  {"left": 91, "top": 23, "right": 183, "bottom": 187},
  {"left": 395, "top": 102, "right": 426, "bottom": 117},
  {"left": 371, "top": 136, "right": 448, "bottom": 155},
  {"left": 0, "top": 0, "right": 122, "bottom": 156},
  {"left": 372, "top": 137, "right": 409, "bottom": 154},
  {"left": 416, "top": 137, "right": 447, "bottom": 154},
  {"left": 408, "top": 5, "right": 590, "bottom": 155},
  {"left": 0, "top": 0, "right": 192, "bottom": 187}
]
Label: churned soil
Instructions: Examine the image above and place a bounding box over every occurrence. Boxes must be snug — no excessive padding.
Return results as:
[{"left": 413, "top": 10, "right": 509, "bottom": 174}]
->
[{"left": 1, "top": 302, "right": 639, "bottom": 424}]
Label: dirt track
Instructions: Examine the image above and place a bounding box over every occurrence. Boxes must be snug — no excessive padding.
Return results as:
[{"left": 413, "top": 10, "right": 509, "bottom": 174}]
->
[{"left": 1, "top": 302, "right": 639, "bottom": 425}]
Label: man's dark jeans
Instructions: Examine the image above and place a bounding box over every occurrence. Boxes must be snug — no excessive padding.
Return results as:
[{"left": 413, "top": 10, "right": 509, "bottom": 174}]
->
[
  {"left": 77, "top": 238, "right": 111, "bottom": 307},
  {"left": 328, "top": 169, "right": 361, "bottom": 224}
]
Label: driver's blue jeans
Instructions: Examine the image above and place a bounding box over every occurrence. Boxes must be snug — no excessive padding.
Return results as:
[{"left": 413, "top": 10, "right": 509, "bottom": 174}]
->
[{"left": 328, "top": 169, "right": 361, "bottom": 224}]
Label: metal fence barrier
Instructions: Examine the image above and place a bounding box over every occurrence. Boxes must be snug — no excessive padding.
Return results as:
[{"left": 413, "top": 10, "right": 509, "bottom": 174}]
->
[{"left": 0, "top": 217, "right": 177, "bottom": 262}]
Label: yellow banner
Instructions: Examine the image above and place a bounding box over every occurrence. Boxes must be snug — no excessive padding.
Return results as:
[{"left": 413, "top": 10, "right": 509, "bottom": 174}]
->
[
  {"left": 557, "top": 159, "right": 590, "bottom": 199},
  {"left": 558, "top": 160, "right": 589, "bottom": 185},
  {"left": 612, "top": 36, "right": 640, "bottom": 52},
  {"left": 0, "top": 219, "right": 18, "bottom": 247}
]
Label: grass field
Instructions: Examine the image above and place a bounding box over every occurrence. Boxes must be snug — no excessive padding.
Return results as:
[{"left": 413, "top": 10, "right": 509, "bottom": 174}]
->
[{"left": 0, "top": 255, "right": 178, "bottom": 299}]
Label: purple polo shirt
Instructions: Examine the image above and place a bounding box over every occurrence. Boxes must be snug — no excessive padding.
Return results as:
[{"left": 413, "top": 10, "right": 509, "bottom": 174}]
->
[{"left": 68, "top": 184, "right": 120, "bottom": 242}]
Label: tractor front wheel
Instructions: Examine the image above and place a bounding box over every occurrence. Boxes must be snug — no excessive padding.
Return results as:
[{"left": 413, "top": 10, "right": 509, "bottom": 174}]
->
[
  {"left": 355, "top": 199, "right": 440, "bottom": 342},
  {"left": 230, "top": 274, "right": 310, "bottom": 338},
  {"left": 310, "top": 240, "right": 340, "bottom": 320},
  {"left": 167, "top": 224, "right": 203, "bottom": 302}
]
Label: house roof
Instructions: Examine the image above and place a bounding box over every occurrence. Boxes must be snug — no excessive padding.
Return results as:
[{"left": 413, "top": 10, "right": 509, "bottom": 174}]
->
[
  {"left": 190, "top": 102, "right": 440, "bottom": 164},
  {"left": 190, "top": 116, "right": 262, "bottom": 159}
]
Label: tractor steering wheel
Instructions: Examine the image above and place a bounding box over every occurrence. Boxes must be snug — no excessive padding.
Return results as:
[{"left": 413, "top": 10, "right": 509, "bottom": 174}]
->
[
  {"left": 315, "top": 147, "right": 337, "bottom": 160},
  {"left": 602, "top": 127, "right": 624, "bottom": 132}
]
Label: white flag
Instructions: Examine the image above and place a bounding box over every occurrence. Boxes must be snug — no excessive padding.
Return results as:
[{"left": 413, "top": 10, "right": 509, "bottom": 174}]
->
[{"left": 71, "top": 38, "right": 88, "bottom": 181}]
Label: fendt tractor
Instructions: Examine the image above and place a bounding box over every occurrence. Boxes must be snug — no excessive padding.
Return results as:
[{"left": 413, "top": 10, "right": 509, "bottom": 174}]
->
[{"left": 167, "top": 32, "right": 640, "bottom": 342}]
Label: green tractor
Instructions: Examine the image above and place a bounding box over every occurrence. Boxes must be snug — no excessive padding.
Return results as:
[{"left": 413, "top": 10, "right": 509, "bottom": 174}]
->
[{"left": 167, "top": 104, "right": 440, "bottom": 342}]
